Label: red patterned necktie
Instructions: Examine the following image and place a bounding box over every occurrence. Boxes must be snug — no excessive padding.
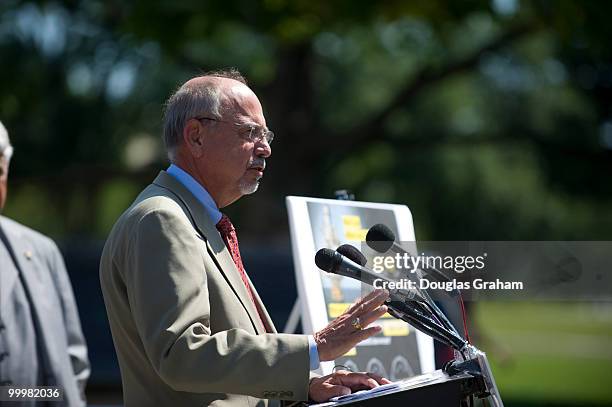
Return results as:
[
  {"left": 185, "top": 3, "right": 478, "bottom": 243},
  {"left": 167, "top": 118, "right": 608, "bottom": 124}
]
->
[{"left": 216, "top": 213, "right": 268, "bottom": 332}]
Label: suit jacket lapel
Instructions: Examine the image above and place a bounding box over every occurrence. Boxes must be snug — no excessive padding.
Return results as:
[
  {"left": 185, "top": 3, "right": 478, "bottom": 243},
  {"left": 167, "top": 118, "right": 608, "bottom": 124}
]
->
[
  {"left": 247, "top": 276, "right": 277, "bottom": 333},
  {"left": 152, "top": 171, "right": 266, "bottom": 335},
  {"left": 0, "top": 220, "right": 73, "bottom": 393},
  {"left": 0, "top": 220, "right": 18, "bottom": 310}
]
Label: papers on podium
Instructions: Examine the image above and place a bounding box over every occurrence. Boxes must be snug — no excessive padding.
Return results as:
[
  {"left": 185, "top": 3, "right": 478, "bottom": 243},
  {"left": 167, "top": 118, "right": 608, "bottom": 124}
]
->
[{"left": 311, "top": 371, "right": 445, "bottom": 406}]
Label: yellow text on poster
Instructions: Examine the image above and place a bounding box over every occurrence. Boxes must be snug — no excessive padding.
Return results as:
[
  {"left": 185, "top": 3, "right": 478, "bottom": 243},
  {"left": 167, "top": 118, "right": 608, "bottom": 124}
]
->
[
  {"left": 328, "top": 303, "right": 351, "bottom": 318},
  {"left": 381, "top": 320, "right": 410, "bottom": 336},
  {"left": 342, "top": 215, "right": 368, "bottom": 241}
]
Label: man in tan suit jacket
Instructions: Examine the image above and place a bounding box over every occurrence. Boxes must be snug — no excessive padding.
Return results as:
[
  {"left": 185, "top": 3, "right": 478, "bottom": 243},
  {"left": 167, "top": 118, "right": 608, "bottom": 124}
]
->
[{"left": 100, "top": 69, "right": 390, "bottom": 406}]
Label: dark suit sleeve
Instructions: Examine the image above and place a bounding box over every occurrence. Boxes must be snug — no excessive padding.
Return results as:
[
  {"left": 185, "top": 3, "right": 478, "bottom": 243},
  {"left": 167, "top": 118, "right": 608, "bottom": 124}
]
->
[{"left": 46, "top": 240, "right": 91, "bottom": 400}]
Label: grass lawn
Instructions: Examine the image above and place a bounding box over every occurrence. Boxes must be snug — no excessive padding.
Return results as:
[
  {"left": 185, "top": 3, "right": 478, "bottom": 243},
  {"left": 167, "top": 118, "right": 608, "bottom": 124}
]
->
[{"left": 473, "top": 302, "right": 612, "bottom": 405}]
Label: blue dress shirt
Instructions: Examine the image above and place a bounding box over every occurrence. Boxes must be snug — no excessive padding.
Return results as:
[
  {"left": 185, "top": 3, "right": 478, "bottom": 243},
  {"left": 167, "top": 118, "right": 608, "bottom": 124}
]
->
[{"left": 166, "top": 164, "right": 320, "bottom": 371}]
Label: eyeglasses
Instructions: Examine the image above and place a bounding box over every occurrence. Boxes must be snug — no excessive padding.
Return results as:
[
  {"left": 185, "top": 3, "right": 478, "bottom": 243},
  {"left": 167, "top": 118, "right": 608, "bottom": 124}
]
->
[{"left": 195, "top": 117, "right": 274, "bottom": 145}]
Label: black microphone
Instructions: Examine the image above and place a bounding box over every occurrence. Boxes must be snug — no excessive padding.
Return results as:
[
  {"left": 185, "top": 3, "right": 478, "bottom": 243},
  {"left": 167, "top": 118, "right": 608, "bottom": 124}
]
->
[
  {"left": 337, "top": 244, "right": 367, "bottom": 266},
  {"left": 315, "top": 248, "right": 426, "bottom": 303},
  {"left": 335, "top": 244, "right": 428, "bottom": 303},
  {"left": 315, "top": 248, "right": 396, "bottom": 288},
  {"left": 365, "top": 224, "right": 397, "bottom": 253},
  {"left": 330, "top": 244, "right": 467, "bottom": 349},
  {"left": 366, "top": 224, "right": 456, "bottom": 288}
]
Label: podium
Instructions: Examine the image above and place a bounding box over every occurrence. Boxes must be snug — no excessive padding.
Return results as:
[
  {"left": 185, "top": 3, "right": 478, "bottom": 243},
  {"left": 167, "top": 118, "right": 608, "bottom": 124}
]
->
[
  {"left": 309, "top": 354, "right": 500, "bottom": 407},
  {"left": 341, "top": 374, "right": 481, "bottom": 406}
]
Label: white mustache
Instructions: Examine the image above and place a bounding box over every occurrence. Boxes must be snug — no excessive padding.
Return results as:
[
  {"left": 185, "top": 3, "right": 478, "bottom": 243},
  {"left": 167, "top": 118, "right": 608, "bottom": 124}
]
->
[{"left": 248, "top": 158, "right": 266, "bottom": 170}]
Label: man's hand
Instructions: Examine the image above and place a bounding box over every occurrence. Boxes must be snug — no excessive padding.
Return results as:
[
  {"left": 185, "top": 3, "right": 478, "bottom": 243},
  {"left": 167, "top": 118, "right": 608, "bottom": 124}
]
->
[
  {"left": 308, "top": 370, "right": 392, "bottom": 402},
  {"left": 314, "top": 289, "right": 389, "bottom": 361}
]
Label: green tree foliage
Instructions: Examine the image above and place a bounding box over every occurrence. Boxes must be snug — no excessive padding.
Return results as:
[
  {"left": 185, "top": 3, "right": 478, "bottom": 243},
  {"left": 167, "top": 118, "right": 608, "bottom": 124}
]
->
[{"left": 1, "top": 0, "right": 611, "bottom": 239}]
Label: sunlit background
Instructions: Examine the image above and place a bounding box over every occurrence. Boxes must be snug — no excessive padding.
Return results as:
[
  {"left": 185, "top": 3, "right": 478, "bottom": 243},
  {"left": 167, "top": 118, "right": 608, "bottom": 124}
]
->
[{"left": 1, "top": 0, "right": 611, "bottom": 405}]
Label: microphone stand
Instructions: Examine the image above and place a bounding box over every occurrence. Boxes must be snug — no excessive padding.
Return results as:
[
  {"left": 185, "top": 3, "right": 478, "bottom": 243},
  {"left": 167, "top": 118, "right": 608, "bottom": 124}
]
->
[
  {"left": 401, "top": 270, "right": 460, "bottom": 337},
  {"left": 385, "top": 295, "right": 504, "bottom": 407},
  {"left": 386, "top": 294, "right": 467, "bottom": 350}
]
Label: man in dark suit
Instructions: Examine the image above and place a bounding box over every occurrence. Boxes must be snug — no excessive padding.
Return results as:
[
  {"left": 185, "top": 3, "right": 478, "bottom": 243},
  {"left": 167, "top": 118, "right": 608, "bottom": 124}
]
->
[{"left": 0, "top": 120, "right": 90, "bottom": 406}]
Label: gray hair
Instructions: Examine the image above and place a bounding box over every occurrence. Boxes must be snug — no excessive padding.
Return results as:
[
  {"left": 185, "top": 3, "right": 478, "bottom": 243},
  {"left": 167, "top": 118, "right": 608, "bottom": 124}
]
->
[
  {"left": 162, "top": 69, "right": 247, "bottom": 162},
  {"left": 0, "top": 120, "right": 13, "bottom": 162}
]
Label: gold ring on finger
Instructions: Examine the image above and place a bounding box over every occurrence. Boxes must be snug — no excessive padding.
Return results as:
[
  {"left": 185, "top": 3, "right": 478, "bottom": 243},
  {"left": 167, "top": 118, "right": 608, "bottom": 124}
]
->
[{"left": 351, "top": 317, "right": 363, "bottom": 330}]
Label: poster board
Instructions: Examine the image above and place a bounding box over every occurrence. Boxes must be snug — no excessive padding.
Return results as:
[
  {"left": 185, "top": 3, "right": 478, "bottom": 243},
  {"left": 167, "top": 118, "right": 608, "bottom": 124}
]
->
[{"left": 286, "top": 196, "right": 435, "bottom": 377}]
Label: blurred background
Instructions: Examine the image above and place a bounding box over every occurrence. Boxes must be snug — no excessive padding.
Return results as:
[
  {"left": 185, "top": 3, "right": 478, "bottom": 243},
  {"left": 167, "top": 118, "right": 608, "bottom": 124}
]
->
[{"left": 1, "top": 0, "right": 611, "bottom": 405}]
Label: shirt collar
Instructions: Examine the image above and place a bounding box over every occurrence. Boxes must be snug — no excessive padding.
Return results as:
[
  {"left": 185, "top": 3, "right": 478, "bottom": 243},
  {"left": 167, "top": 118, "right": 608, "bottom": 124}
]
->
[{"left": 166, "top": 164, "right": 223, "bottom": 224}]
